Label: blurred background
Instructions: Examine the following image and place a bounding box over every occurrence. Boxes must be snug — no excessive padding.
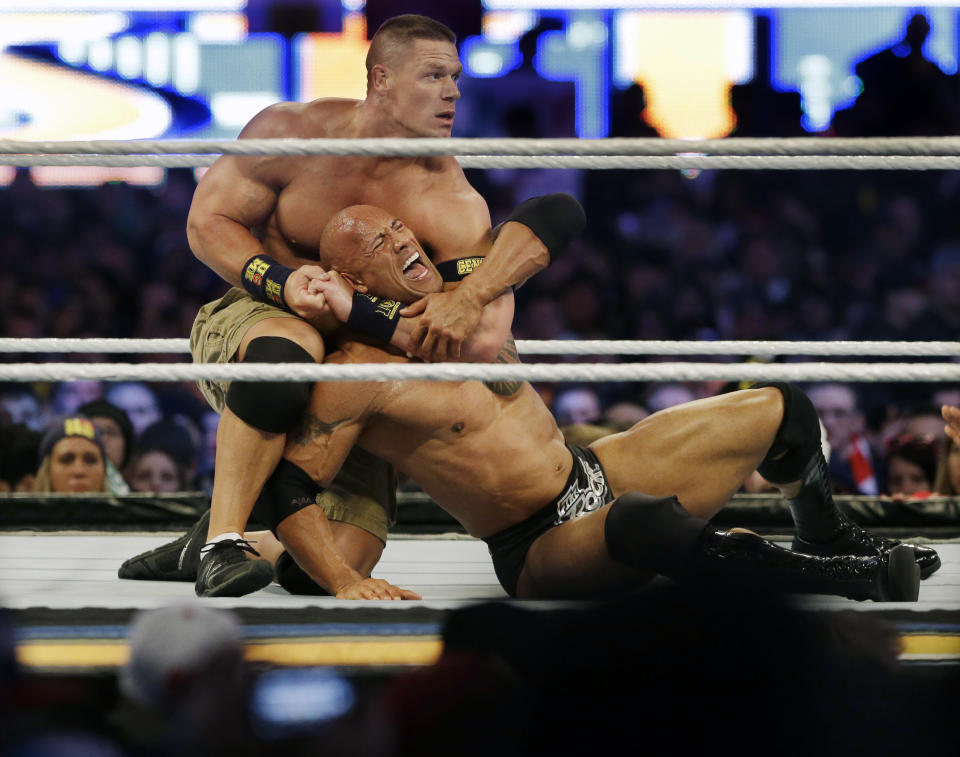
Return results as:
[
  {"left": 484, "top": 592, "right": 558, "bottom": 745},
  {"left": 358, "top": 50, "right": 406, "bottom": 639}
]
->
[
  {"left": 3, "top": 4, "right": 960, "bottom": 755},
  {"left": 3, "top": 1, "right": 960, "bottom": 502},
  {"left": 4, "top": 0, "right": 960, "bottom": 502}
]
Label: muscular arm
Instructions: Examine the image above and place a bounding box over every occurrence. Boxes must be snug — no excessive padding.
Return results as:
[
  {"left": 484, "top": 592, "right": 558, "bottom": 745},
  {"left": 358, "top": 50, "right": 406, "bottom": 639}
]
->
[
  {"left": 393, "top": 285, "right": 514, "bottom": 362},
  {"left": 186, "top": 107, "right": 287, "bottom": 287},
  {"left": 451, "top": 221, "right": 550, "bottom": 306},
  {"left": 309, "top": 269, "right": 515, "bottom": 363},
  {"left": 403, "top": 191, "right": 584, "bottom": 361},
  {"left": 277, "top": 379, "right": 409, "bottom": 597},
  {"left": 187, "top": 105, "right": 333, "bottom": 322}
]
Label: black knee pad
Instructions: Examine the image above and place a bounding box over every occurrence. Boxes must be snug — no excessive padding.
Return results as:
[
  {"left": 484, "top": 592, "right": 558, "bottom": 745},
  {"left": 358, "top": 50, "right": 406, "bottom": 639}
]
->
[
  {"left": 275, "top": 551, "right": 331, "bottom": 595},
  {"left": 252, "top": 458, "right": 322, "bottom": 533},
  {"left": 504, "top": 193, "right": 586, "bottom": 259},
  {"left": 752, "top": 382, "right": 821, "bottom": 484},
  {"left": 225, "top": 336, "right": 314, "bottom": 434},
  {"left": 604, "top": 492, "right": 709, "bottom": 576}
]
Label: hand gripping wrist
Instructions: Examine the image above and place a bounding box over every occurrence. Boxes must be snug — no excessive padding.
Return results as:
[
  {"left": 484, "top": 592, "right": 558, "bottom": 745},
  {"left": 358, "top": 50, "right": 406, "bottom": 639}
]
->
[
  {"left": 346, "top": 290, "right": 402, "bottom": 343},
  {"left": 241, "top": 254, "right": 295, "bottom": 310}
]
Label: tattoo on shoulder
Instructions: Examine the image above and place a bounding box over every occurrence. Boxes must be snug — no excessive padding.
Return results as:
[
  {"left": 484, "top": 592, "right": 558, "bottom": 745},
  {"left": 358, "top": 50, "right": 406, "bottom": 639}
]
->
[
  {"left": 483, "top": 338, "right": 523, "bottom": 396},
  {"left": 289, "top": 414, "right": 352, "bottom": 446}
]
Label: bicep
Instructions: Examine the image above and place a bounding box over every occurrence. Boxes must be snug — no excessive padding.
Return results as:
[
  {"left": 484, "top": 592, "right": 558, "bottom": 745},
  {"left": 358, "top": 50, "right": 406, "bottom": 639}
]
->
[
  {"left": 188, "top": 158, "right": 278, "bottom": 232},
  {"left": 187, "top": 104, "right": 295, "bottom": 245}
]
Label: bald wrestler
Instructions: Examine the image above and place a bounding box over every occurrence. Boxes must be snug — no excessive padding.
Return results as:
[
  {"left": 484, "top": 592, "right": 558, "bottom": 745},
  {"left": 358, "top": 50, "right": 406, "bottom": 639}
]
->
[
  {"left": 243, "top": 205, "right": 936, "bottom": 602},
  {"left": 120, "top": 14, "right": 581, "bottom": 596}
]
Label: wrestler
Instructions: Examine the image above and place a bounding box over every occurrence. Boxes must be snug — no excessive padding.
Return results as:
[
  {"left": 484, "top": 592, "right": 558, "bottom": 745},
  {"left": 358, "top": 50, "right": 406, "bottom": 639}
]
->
[
  {"left": 120, "top": 15, "right": 574, "bottom": 596},
  {"left": 240, "top": 204, "right": 937, "bottom": 602}
]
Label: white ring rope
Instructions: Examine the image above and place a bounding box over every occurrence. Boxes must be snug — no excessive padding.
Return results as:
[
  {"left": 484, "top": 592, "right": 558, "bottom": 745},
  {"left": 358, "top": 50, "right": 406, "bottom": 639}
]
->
[
  {"left": 10, "top": 154, "right": 960, "bottom": 171},
  {"left": 4, "top": 136, "right": 960, "bottom": 157},
  {"left": 0, "top": 362, "right": 956, "bottom": 383},
  {"left": 0, "top": 338, "right": 957, "bottom": 357}
]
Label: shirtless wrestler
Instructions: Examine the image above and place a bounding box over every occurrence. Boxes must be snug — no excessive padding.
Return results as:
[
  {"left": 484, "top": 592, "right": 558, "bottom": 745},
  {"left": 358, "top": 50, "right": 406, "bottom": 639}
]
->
[
  {"left": 118, "top": 15, "right": 576, "bottom": 597},
  {"left": 241, "top": 204, "right": 937, "bottom": 602}
]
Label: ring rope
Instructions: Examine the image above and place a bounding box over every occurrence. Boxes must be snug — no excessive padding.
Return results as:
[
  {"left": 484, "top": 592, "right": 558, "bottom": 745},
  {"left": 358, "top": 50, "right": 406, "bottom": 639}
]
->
[
  {"left": 0, "top": 362, "right": 956, "bottom": 383},
  {"left": 10, "top": 154, "right": 960, "bottom": 171},
  {"left": 1, "top": 338, "right": 958, "bottom": 356},
  {"left": 4, "top": 136, "right": 960, "bottom": 157}
]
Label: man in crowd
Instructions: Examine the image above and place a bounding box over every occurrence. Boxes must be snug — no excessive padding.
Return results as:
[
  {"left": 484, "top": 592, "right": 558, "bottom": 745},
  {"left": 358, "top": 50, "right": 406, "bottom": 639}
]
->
[{"left": 807, "top": 382, "right": 882, "bottom": 495}]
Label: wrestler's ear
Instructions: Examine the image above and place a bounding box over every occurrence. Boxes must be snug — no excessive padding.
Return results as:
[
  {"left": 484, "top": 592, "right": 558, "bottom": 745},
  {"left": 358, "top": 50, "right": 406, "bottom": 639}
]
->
[
  {"left": 340, "top": 271, "right": 366, "bottom": 293},
  {"left": 371, "top": 64, "right": 390, "bottom": 93}
]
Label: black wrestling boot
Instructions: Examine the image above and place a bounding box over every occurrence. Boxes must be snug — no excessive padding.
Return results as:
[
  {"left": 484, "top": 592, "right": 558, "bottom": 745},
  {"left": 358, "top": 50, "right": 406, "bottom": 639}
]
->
[
  {"left": 788, "top": 450, "right": 941, "bottom": 580},
  {"left": 118, "top": 510, "right": 210, "bottom": 581},
  {"left": 195, "top": 538, "right": 275, "bottom": 597},
  {"left": 695, "top": 529, "right": 920, "bottom": 602}
]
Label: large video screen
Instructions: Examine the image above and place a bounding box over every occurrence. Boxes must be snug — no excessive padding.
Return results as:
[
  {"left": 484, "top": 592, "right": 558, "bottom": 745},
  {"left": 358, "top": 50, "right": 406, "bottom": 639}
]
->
[{"left": 1, "top": 1, "right": 955, "bottom": 184}]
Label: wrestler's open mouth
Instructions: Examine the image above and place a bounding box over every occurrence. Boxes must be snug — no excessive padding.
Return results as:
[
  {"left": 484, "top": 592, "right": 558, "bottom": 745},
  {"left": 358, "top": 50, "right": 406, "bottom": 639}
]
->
[
  {"left": 437, "top": 111, "right": 454, "bottom": 123},
  {"left": 402, "top": 250, "right": 429, "bottom": 281}
]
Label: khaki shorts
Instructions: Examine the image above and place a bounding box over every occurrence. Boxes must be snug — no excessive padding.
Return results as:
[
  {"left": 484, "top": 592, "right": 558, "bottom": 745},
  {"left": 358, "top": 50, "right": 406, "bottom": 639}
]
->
[{"left": 190, "top": 288, "right": 397, "bottom": 541}]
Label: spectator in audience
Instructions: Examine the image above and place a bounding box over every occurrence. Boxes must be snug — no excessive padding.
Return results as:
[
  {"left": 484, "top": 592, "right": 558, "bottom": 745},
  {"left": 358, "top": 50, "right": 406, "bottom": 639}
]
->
[
  {"left": 834, "top": 12, "right": 960, "bottom": 138},
  {"left": 126, "top": 447, "right": 190, "bottom": 494},
  {"left": 645, "top": 383, "right": 697, "bottom": 413},
  {"left": 49, "top": 381, "right": 103, "bottom": 416},
  {"left": 603, "top": 400, "right": 649, "bottom": 430},
  {"left": 552, "top": 387, "right": 602, "bottom": 426},
  {"left": 807, "top": 383, "right": 883, "bottom": 495},
  {"left": 33, "top": 416, "right": 108, "bottom": 493},
  {"left": 883, "top": 433, "right": 938, "bottom": 497},
  {"left": 0, "top": 424, "right": 41, "bottom": 492},
  {"left": 903, "top": 406, "right": 949, "bottom": 442},
  {"left": 126, "top": 419, "right": 198, "bottom": 493},
  {"left": 113, "top": 603, "right": 251, "bottom": 754},
  {"left": 106, "top": 382, "right": 162, "bottom": 436},
  {"left": 78, "top": 399, "right": 134, "bottom": 495},
  {"left": 0, "top": 389, "right": 46, "bottom": 431}
]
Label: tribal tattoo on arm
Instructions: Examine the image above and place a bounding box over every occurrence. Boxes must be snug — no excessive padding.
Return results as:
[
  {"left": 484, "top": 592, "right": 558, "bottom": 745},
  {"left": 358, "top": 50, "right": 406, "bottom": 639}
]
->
[
  {"left": 289, "top": 414, "right": 353, "bottom": 446},
  {"left": 483, "top": 337, "right": 522, "bottom": 396}
]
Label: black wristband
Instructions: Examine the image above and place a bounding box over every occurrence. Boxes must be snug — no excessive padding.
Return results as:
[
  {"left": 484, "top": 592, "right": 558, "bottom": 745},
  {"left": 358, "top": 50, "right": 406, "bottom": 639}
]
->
[
  {"left": 436, "top": 256, "right": 484, "bottom": 282},
  {"left": 346, "top": 291, "right": 402, "bottom": 343},
  {"left": 241, "top": 254, "right": 295, "bottom": 310}
]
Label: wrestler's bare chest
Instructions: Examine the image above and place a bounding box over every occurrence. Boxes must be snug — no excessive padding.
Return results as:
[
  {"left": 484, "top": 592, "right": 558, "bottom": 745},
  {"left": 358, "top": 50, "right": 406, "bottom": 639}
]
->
[{"left": 270, "top": 159, "right": 488, "bottom": 260}]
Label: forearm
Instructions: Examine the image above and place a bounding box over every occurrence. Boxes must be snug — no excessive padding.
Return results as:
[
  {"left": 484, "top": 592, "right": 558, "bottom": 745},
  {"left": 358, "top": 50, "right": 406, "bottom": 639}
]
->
[
  {"left": 275, "top": 504, "right": 364, "bottom": 594},
  {"left": 391, "top": 287, "right": 514, "bottom": 361},
  {"left": 187, "top": 213, "right": 265, "bottom": 288},
  {"left": 454, "top": 222, "right": 549, "bottom": 306}
]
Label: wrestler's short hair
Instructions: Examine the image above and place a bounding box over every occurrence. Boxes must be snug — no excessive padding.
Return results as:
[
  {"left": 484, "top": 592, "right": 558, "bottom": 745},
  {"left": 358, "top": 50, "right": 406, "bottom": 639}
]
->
[{"left": 365, "top": 14, "right": 457, "bottom": 88}]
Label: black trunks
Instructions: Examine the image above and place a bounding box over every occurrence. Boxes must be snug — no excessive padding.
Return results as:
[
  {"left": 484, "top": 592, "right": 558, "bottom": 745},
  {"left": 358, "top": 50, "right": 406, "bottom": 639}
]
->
[{"left": 482, "top": 444, "right": 614, "bottom": 597}]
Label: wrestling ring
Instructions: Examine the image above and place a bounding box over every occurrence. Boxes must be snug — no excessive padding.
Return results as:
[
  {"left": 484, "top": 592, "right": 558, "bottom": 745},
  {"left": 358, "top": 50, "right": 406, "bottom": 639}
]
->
[{"left": 1, "top": 136, "right": 960, "bottom": 674}]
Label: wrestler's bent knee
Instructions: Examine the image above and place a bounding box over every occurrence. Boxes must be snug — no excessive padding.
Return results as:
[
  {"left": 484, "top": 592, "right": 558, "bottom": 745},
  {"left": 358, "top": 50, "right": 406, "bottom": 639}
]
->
[
  {"left": 225, "top": 336, "right": 314, "bottom": 433},
  {"left": 603, "top": 492, "right": 709, "bottom": 574},
  {"left": 251, "top": 458, "right": 322, "bottom": 533},
  {"left": 750, "top": 382, "right": 821, "bottom": 484}
]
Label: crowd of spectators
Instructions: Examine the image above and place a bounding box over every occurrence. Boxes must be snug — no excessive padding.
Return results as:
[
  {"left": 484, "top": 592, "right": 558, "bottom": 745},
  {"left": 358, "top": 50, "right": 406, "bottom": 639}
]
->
[
  {"left": 1, "top": 12, "right": 960, "bottom": 502},
  {"left": 4, "top": 12, "right": 960, "bottom": 756},
  {"left": 3, "top": 156, "right": 960, "bottom": 498}
]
